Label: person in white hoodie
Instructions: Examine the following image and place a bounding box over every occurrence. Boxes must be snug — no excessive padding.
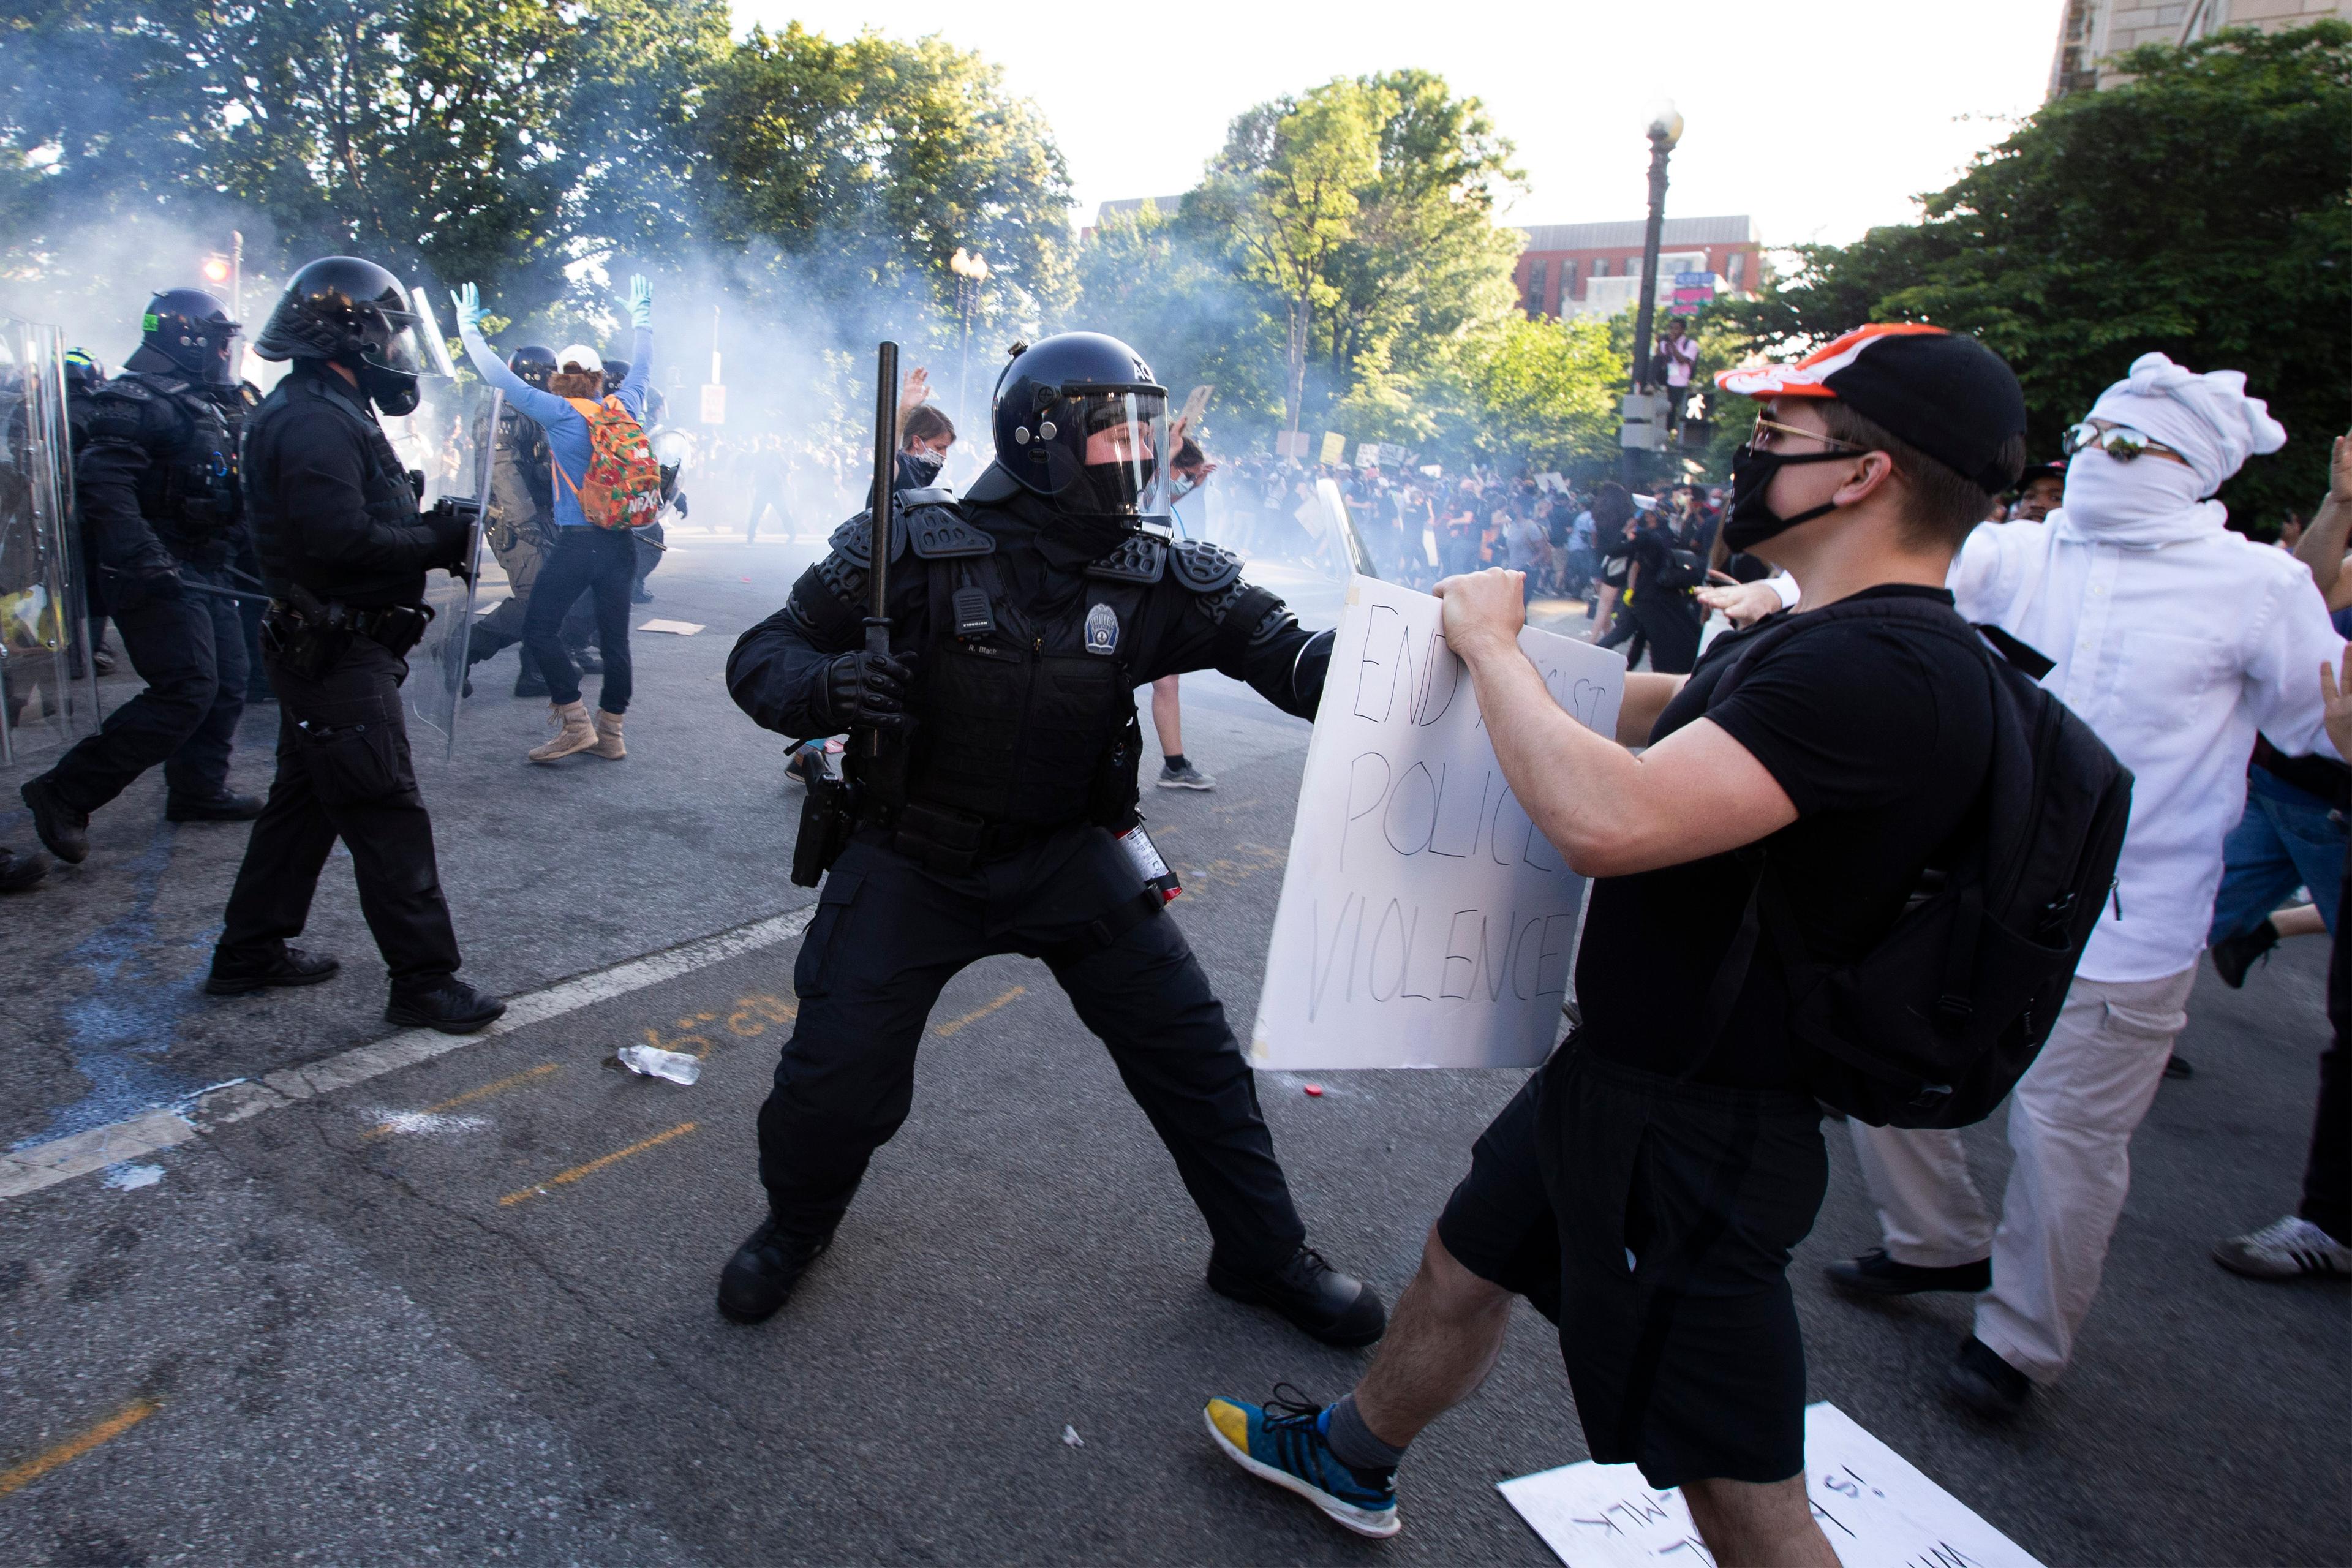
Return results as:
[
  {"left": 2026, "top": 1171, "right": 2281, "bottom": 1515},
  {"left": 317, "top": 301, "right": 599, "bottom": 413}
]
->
[{"left": 1822, "top": 353, "right": 2345, "bottom": 1417}]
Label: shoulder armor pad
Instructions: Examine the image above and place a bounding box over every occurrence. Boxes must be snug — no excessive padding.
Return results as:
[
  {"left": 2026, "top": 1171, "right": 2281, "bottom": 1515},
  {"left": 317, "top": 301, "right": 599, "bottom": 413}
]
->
[
  {"left": 899, "top": 485, "right": 957, "bottom": 507},
  {"left": 905, "top": 502, "right": 995, "bottom": 559},
  {"left": 826, "top": 510, "right": 906, "bottom": 568},
  {"left": 1169, "top": 539, "right": 1245, "bottom": 595},
  {"left": 95, "top": 379, "right": 154, "bottom": 405},
  {"left": 1085, "top": 532, "right": 1167, "bottom": 584}
]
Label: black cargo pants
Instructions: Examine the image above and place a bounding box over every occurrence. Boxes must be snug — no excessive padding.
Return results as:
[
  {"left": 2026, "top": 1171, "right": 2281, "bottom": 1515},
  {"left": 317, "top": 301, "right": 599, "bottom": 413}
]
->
[
  {"left": 216, "top": 636, "right": 463, "bottom": 984},
  {"left": 42, "top": 563, "right": 246, "bottom": 812},
  {"left": 758, "top": 825, "right": 1308, "bottom": 1274}
]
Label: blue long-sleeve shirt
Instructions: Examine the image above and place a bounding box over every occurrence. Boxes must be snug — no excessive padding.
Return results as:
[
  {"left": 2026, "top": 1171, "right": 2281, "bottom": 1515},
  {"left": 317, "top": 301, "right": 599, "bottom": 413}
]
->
[{"left": 459, "top": 321, "right": 652, "bottom": 529}]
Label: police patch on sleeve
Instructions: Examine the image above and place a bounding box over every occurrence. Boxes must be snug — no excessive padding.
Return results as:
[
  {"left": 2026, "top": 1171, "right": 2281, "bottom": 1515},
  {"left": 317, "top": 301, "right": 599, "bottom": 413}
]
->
[{"left": 1084, "top": 601, "right": 1120, "bottom": 657}]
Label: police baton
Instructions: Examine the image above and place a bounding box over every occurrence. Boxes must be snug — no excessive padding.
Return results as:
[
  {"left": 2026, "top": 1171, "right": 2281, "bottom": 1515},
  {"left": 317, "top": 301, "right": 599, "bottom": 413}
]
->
[
  {"left": 864, "top": 339, "right": 899, "bottom": 759},
  {"left": 179, "top": 579, "right": 274, "bottom": 606}
]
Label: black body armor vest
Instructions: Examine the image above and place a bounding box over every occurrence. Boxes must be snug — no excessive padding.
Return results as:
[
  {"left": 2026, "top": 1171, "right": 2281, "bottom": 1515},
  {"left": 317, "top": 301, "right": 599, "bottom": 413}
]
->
[
  {"left": 247, "top": 372, "right": 418, "bottom": 601},
  {"left": 93, "top": 371, "right": 241, "bottom": 555},
  {"left": 811, "top": 503, "right": 1253, "bottom": 837}
]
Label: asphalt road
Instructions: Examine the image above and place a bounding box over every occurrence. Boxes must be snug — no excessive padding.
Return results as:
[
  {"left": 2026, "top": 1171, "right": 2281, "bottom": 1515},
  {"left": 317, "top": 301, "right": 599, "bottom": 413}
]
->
[{"left": 2, "top": 526, "right": 2345, "bottom": 1567}]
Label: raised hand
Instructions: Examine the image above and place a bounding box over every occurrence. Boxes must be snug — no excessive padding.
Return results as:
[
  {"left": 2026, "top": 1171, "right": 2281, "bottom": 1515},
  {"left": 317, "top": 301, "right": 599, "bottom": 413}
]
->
[
  {"left": 2322, "top": 655, "right": 2352, "bottom": 761},
  {"left": 900, "top": 366, "right": 931, "bottom": 411},
  {"left": 627, "top": 274, "right": 655, "bottom": 329},
  {"left": 451, "top": 282, "right": 484, "bottom": 332}
]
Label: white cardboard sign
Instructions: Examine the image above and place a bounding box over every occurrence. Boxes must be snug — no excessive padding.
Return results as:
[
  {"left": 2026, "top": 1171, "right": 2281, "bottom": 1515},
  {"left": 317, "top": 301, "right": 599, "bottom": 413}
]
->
[
  {"left": 1498, "top": 1403, "right": 2048, "bottom": 1568},
  {"left": 1248, "top": 575, "right": 1624, "bottom": 1070}
]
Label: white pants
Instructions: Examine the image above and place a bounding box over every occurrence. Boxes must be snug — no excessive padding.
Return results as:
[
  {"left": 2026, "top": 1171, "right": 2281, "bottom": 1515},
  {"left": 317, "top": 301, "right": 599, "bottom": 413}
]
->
[{"left": 1849, "top": 967, "right": 2196, "bottom": 1384}]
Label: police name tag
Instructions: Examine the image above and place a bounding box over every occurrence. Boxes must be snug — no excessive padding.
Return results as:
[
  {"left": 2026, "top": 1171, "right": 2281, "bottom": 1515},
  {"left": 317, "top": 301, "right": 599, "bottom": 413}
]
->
[{"left": 1084, "top": 601, "right": 1120, "bottom": 656}]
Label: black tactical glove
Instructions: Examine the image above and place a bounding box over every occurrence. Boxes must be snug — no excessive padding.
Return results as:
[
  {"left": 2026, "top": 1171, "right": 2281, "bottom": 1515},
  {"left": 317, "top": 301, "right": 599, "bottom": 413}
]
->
[
  {"left": 426, "top": 499, "right": 478, "bottom": 582},
  {"left": 108, "top": 556, "right": 183, "bottom": 611},
  {"left": 821, "top": 648, "right": 919, "bottom": 734}
]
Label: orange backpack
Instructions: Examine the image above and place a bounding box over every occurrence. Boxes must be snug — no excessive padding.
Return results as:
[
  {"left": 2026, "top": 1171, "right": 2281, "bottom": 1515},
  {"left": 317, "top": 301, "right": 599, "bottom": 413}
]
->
[{"left": 553, "top": 396, "right": 663, "bottom": 529}]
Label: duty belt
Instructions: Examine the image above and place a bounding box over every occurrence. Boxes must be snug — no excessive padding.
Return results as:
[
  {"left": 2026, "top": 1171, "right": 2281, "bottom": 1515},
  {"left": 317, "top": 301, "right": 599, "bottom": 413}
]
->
[
  {"left": 269, "top": 591, "right": 434, "bottom": 659},
  {"left": 880, "top": 798, "right": 1057, "bottom": 876}
]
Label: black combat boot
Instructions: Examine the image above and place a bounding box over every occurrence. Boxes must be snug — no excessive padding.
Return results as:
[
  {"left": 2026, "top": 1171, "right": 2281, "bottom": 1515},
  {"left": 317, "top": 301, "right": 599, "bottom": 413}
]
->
[
  {"left": 1208, "top": 1245, "right": 1388, "bottom": 1349},
  {"left": 20, "top": 775, "right": 88, "bottom": 864},
  {"left": 0, "top": 846, "right": 48, "bottom": 892},
  {"left": 206, "top": 944, "right": 341, "bottom": 995},
  {"left": 386, "top": 976, "right": 507, "bottom": 1034},
  {"left": 166, "top": 790, "right": 266, "bottom": 823},
  {"left": 717, "top": 1215, "right": 833, "bottom": 1324}
]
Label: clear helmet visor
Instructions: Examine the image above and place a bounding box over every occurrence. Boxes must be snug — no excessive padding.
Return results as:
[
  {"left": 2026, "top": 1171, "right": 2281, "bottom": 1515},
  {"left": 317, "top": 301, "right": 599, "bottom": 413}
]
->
[
  {"left": 399, "top": 286, "right": 461, "bottom": 381},
  {"left": 1067, "top": 388, "right": 1170, "bottom": 522}
]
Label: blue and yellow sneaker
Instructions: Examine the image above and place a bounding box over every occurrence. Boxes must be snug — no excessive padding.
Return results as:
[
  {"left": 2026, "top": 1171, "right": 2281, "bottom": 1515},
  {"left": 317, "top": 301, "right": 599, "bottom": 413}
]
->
[{"left": 1204, "top": 1387, "right": 1401, "bottom": 1539}]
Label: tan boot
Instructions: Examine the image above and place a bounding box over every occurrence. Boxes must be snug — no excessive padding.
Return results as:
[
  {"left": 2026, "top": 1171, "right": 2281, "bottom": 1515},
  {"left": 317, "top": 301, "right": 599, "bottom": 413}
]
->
[
  {"left": 527, "top": 700, "right": 597, "bottom": 763},
  {"left": 587, "top": 709, "right": 626, "bottom": 761}
]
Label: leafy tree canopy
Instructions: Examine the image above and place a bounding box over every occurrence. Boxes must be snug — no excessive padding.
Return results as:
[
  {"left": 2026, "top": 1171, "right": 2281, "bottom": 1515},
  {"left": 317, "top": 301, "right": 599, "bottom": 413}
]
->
[{"left": 1716, "top": 21, "right": 2352, "bottom": 526}]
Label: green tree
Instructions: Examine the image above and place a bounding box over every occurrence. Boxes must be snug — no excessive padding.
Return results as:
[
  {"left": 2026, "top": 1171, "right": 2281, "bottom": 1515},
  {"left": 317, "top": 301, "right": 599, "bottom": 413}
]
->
[
  {"left": 1193, "top": 80, "right": 1388, "bottom": 434},
  {"left": 1446, "top": 312, "right": 1623, "bottom": 472},
  {"left": 1068, "top": 200, "right": 1287, "bottom": 443},
  {"left": 690, "top": 25, "right": 1073, "bottom": 330},
  {"left": 1719, "top": 21, "right": 2352, "bottom": 525}
]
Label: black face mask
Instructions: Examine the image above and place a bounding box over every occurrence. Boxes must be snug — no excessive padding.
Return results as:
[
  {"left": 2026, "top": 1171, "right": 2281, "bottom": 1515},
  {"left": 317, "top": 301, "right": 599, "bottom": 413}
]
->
[
  {"left": 901, "top": 448, "right": 945, "bottom": 486},
  {"left": 1721, "top": 443, "right": 1853, "bottom": 552},
  {"left": 356, "top": 360, "right": 420, "bottom": 418}
]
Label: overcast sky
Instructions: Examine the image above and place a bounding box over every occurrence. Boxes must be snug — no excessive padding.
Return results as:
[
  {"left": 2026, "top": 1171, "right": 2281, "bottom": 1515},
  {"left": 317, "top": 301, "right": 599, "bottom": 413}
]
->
[{"left": 735, "top": 0, "right": 2062, "bottom": 248}]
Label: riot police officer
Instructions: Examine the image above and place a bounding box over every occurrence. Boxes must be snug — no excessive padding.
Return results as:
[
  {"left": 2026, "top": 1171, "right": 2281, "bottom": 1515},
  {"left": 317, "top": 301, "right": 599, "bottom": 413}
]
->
[
  {"left": 18, "top": 291, "right": 262, "bottom": 864},
  {"left": 721, "top": 333, "right": 1384, "bottom": 1348},
  {"left": 204, "top": 256, "right": 504, "bottom": 1035}
]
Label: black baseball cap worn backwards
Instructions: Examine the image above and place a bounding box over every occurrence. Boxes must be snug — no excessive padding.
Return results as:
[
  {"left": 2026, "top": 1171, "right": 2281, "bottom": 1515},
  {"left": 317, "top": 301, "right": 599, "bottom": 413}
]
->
[{"left": 1717, "top": 323, "right": 2028, "bottom": 492}]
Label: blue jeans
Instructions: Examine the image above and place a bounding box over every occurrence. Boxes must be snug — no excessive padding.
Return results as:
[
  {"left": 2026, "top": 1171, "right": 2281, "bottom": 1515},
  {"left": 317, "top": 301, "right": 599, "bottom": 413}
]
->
[
  {"left": 2208, "top": 765, "right": 2347, "bottom": 943},
  {"left": 526, "top": 527, "right": 635, "bottom": 712}
]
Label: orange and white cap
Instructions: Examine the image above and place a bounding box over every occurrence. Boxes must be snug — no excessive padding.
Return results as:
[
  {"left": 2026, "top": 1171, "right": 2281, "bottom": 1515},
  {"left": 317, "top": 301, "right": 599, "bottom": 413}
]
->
[{"left": 1715, "top": 323, "right": 2027, "bottom": 492}]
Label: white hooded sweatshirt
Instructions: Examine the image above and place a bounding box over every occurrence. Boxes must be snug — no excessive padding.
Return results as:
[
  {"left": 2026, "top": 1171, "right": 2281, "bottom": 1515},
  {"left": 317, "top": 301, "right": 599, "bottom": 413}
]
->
[{"left": 1950, "top": 353, "right": 2341, "bottom": 982}]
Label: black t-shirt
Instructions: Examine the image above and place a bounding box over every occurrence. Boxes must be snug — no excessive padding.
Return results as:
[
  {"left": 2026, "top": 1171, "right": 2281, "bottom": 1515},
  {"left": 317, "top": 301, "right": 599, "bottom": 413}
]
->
[{"left": 1576, "top": 586, "right": 1997, "bottom": 1091}]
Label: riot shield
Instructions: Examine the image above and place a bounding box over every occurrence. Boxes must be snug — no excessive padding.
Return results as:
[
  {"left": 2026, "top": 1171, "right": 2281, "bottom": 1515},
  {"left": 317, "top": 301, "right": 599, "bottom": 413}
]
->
[
  {"left": 0, "top": 316, "right": 100, "bottom": 770},
  {"left": 1314, "top": 475, "right": 1379, "bottom": 581},
  {"left": 398, "top": 379, "right": 496, "bottom": 764}
]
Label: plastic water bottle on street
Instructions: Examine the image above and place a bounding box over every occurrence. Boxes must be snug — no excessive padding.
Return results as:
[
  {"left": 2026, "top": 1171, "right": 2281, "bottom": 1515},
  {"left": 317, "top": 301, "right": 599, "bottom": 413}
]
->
[{"left": 616, "top": 1044, "right": 702, "bottom": 1085}]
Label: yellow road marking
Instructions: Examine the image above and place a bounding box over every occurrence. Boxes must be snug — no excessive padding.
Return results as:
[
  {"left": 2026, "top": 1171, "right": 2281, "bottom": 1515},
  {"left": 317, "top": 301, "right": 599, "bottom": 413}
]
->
[
  {"left": 933, "top": 985, "right": 1027, "bottom": 1038},
  {"left": 0, "top": 1398, "right": 158, "bottom": 1499},
  {"left": 362, "top": 1063, "right": 560, "bottom": 1140},
  {"left": 498, "top": 1122, "right": 697, "bottom": 1207}
]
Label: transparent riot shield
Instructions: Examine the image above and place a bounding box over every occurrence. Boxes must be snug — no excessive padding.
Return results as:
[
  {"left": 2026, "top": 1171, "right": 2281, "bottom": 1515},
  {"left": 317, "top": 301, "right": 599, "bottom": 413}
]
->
[
  {"left": 1314, "top": 475, "right": 1379, "bottom": 581},
  {"left": 397, "top": 381, "right": 496, "bottom": 764},
  {"left": 0, "top": 316, "right": 100, "bottom": 770}
]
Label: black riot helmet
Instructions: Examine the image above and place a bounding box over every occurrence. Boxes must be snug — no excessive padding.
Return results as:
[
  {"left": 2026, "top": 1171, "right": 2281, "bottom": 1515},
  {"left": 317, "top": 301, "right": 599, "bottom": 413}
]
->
[
  {"left": 64, "top": 347, "right": 107, "bottom": 396},
  {"left": 141, "top": 288, "right": 241, "bottom": 387},
  {"left": 252, "top": 255, "right": 430, "bottom": 416},
  {"left": 508, "top": 344, "right": 557, "bottom": 390},
  {"left": 991, "top": 332, "right": 1170, "bottom": 524},
  {"left": 600, "top": 358, "right": 630, "bottom": 397}
]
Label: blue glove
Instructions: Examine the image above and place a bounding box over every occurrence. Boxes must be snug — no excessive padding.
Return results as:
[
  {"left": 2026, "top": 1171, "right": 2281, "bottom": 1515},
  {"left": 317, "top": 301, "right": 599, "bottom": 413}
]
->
[
  {"left": 626, "top": 274, "right": 654, "bottom": 330},
  {"left": 452, "top": 282, "right": 485, "bottom": 333}
]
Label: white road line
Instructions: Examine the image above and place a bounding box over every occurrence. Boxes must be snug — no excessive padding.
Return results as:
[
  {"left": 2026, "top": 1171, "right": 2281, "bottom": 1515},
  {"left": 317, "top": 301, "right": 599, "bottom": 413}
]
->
[{"left": 0, "top": 904, "right": 816, "bottom": 1204}]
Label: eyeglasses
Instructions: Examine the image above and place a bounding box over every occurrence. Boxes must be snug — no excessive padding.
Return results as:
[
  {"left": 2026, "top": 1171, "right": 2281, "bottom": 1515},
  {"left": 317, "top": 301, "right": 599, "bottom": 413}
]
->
[
  {"left": 2061, "top": 420, "right": 2192, "bottom": 467},
  {"left": 1748, "top": 415, "right": 1864, "bottom": 453}
]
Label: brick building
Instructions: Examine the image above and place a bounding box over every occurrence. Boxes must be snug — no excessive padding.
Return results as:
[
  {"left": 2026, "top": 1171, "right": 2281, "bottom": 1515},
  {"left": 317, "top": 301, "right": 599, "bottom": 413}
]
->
[
  {"left": 2050, "top": 0, "right": 2350, "bottom": 95},
  {"left": 1511, "top": 214, "right": 1763, "bottom": 320}
]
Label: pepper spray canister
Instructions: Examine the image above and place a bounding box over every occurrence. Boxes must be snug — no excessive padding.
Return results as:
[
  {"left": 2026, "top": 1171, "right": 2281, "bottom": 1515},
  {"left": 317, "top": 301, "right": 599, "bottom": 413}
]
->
[{"left": 1118, "top": 822, "right": 1182, "bottom": 903}]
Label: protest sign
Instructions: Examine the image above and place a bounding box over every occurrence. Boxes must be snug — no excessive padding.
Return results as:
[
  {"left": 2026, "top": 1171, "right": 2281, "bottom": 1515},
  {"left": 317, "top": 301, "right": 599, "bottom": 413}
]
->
[
  {"left": 1497, "top": 1403, "right": 2048, "bottom": 1568},
  {"left": 1248, "top": 576, "right": 1623, "bottom": 1070}
]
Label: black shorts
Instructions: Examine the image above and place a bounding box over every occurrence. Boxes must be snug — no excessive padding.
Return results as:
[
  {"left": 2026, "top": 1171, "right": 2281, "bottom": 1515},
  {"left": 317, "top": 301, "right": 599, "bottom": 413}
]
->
[{"left": 1436, "top": 1047, "right": 1827, "bottom": 1489}]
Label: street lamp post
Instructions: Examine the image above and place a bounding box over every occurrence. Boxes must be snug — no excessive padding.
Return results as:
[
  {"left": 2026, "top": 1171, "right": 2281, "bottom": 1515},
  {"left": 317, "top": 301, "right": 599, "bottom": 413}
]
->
[
  {"left": 1621, "top": 102, "right": 1684, "bottom": 485},
  {"left": 949, "top": 247, "right": 990, "bottom": 431}
]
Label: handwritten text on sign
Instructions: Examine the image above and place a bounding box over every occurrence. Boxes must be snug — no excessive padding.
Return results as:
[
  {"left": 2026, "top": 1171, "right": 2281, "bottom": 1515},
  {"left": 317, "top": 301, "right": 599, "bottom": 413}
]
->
[
  {"left": 1249, "top": 575, "right": 1624, "bottom": 1070},
  {"left": 1496, "top": 1403, "right": 2048, "bottom": 1568}
]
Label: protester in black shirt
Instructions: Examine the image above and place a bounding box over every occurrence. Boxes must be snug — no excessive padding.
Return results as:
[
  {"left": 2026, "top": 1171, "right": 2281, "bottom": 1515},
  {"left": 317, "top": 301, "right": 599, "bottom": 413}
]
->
[
  {"left": 1621, "top": 511, "right": 1705, "bottom": 674},
  {"left": 1202, "top": 325, "right": 2026, "bottom": 1561}
]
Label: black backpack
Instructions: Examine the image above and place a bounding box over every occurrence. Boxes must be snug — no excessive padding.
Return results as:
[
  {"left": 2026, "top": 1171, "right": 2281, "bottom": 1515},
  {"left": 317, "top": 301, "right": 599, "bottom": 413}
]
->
[{"left": 1697, "top": 595, "right": 2133, "bottom": 1128}]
